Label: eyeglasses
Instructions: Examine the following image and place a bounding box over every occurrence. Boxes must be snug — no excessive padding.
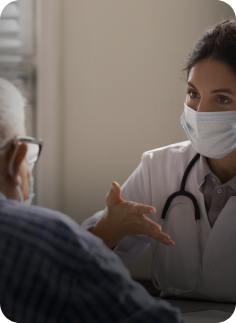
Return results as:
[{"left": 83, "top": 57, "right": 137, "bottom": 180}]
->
[
  {"left": 0, "top": 136, "right": 43, "bottom": 169},
  {"left": 16, "top": 136, "right": 43, "bottom": 165}
]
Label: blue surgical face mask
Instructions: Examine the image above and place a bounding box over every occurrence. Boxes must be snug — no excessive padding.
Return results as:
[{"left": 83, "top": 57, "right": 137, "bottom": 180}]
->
[
  {"left": 16, "top": 175, "right": 35, "bottom": 206},
  {"left": 181, "top": 103, "right": 236, "bottom": 159}
]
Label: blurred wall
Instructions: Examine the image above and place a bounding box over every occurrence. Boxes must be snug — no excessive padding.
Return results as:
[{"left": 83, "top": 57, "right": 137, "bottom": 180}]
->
[{"left": 60, "top": 0, "right": 234, "bottom": 278}]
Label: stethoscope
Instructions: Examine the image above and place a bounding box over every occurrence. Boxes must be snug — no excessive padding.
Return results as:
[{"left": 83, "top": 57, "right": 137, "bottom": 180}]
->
[{"left": 152, "top": 152, "right": 202, "bottom": 296}]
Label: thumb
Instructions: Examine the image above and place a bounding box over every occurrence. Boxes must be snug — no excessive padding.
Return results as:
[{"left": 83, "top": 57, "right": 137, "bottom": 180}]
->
[{"left": 106, "top": 181, "right": 124, "bottom": 206}]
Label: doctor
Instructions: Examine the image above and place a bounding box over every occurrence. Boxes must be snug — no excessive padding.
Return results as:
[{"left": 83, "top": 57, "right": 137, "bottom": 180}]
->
[{"left": 82, "top": 18, "right": 236, "bottom": 303}]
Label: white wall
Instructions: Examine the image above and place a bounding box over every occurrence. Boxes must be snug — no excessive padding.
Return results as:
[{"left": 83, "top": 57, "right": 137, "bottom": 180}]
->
[
  {"left": 38, "top": 0, "right": 234, "bottom": 279},
  {"left": 36, "top": 0, "right": 63, "bottom": 211}
]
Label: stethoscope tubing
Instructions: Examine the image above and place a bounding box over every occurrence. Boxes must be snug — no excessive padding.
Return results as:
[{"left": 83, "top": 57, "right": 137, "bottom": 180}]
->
[{"left": 152, "top": 153, "right": 202, "bottom": 295}]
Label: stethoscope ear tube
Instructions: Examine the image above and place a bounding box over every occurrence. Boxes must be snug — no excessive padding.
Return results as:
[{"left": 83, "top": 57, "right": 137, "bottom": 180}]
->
[{"left": 152, "top": 153, "right": 202, "bottom": 296}]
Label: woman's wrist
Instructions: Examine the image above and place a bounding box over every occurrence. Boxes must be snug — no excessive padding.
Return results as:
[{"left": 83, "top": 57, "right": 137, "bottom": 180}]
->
[{"left": 90, "top": 213, "right": 122, "bottom": 249}]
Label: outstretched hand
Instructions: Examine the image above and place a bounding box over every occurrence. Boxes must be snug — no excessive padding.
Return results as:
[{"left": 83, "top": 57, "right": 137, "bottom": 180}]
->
[{"left": 90, "top": 181, "right": 175, "bottom": 249}]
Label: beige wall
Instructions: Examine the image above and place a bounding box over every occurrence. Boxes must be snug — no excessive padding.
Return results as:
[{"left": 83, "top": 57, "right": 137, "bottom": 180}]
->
[{"left": 60, "top": 0, "right": 234, "bottom": 278}]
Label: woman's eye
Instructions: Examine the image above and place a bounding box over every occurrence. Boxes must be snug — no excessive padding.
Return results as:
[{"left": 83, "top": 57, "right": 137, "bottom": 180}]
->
[
  {"left": 186, "top": 91, "right": 199, "bottom": 99},
  {"left": 217, "top": 96, "right": 229, "bottom": 104}
]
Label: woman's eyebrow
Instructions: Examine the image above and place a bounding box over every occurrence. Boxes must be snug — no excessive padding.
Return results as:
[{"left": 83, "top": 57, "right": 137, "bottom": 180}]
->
[
  {"left": 210, "top": 88, "right": 235, "bottom": 95},
  {"left": 187, "top": 81, "right": 235, "bottom": 96},
  {"left": 187, "top": 81, "right": 198, "bottom": 90}
]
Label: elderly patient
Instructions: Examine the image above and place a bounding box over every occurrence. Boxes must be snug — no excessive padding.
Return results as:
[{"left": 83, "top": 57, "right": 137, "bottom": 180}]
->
[{"left": 0, "top": 78, "right": 184, "bottom": 323}]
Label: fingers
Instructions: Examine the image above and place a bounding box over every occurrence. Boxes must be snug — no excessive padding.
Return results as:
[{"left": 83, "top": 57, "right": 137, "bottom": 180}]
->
[
  {"left": 143, "top": 216, "right": 162, "bottom": 232},
  {"left": 151, "top": 231, "right": 174, "bottom": 246},
  {"left": 105, "top": 181, "right": 175, "bottom": 247},
  {"left": 111, "top": 181, "right": 120, "bottom": 192},
  {"left": 142, "top": 217, "right": 175, "bottom": 246},
  {"left": 106, "top": 181, "right": 124, "bottom": 206},
  {"left": 128, "top": 202, "right": 156, "bottom": 215},
  {"left": 106, "top": 182, "right": 156, "bottom": 215},
  {"left": 149, "top": 229, "right": 175, "bottom": 246}
]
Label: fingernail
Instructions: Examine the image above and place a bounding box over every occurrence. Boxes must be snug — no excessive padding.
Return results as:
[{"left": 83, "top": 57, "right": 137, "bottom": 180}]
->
[
  {"left": 164, "top": 238, "right": 169, "bottom": 242},
  {"left": 111, "top": 182, "right": 120, "bottom": 192},
  {"left": 150, "top": 208, "right": 156, "bottom": 213}
]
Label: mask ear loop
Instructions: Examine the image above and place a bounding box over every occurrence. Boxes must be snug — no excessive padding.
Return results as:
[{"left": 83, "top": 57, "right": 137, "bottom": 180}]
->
[{"left": 9, "top": 144, "right": 24, "bottom": 202}]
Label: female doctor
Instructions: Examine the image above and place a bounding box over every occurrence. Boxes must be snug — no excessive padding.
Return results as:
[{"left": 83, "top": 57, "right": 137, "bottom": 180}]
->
[{"left": 82, "top": 19, "right": 236, "bottom": 303}]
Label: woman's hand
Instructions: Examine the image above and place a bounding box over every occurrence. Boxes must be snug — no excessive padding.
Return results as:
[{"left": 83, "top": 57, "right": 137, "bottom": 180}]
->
[{"left": 90, "top": 181, "right": 175, "bottom": 249}]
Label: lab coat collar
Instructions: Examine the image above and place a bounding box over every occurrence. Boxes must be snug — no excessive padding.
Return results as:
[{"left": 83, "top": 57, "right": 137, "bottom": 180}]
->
[
  {"left": 196, "top": 154, "right": 212, "bottom": 187},
  {"left": 223, "top": 174, "right": 236, "bottom": 192},
  {"left": 196, "top": 154, "right": 236, "bottom": 191}
]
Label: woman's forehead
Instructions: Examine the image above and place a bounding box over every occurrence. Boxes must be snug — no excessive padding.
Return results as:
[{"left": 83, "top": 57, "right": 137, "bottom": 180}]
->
[{"left": 188, "top": 58, "right": 236, "bottom": 91}]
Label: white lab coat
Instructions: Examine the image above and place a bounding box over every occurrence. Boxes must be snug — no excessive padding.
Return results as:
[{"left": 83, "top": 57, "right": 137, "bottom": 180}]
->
[{"left": 81, "top": 141, "right": 236, "bottom": 303}]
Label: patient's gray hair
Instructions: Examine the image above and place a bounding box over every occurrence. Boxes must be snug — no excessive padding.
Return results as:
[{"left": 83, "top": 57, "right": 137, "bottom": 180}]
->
[{"left": 0, "top": 78, "right": 26, "bottom": 149}]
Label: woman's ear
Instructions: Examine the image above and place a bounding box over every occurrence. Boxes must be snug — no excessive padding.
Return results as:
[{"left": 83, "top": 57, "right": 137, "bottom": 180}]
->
[{"left": 6, "top": 143, "right": 28, "bottom": 184}]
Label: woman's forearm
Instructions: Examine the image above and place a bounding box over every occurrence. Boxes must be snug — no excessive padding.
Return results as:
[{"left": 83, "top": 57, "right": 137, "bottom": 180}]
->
[{"left": 90, "top": 213, "right": 122, "bottom": 249}]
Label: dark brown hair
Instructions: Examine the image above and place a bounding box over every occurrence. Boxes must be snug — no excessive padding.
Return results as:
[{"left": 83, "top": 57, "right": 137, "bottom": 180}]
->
[{"left": 182, "top": 18, "right": 236, "bottom": 80}]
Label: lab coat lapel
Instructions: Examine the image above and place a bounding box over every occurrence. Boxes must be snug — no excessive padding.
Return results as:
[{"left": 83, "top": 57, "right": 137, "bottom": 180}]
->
[
  {"left": 204, "top": 196, "right": 236, "bottom": 248},
  {"left": 201, "top": 196, "right": 236, "bottom": 301}
]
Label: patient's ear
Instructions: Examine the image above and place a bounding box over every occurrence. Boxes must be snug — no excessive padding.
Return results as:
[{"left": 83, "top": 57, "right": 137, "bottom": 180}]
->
[{"left": 5, "top": 143, "right": 28, "bottom": 184}]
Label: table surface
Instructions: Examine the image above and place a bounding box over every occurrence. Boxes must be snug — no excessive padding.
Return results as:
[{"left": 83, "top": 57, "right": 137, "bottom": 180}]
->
[{"left": 154, "top": 297, "right": 235, "bottom": 313}]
